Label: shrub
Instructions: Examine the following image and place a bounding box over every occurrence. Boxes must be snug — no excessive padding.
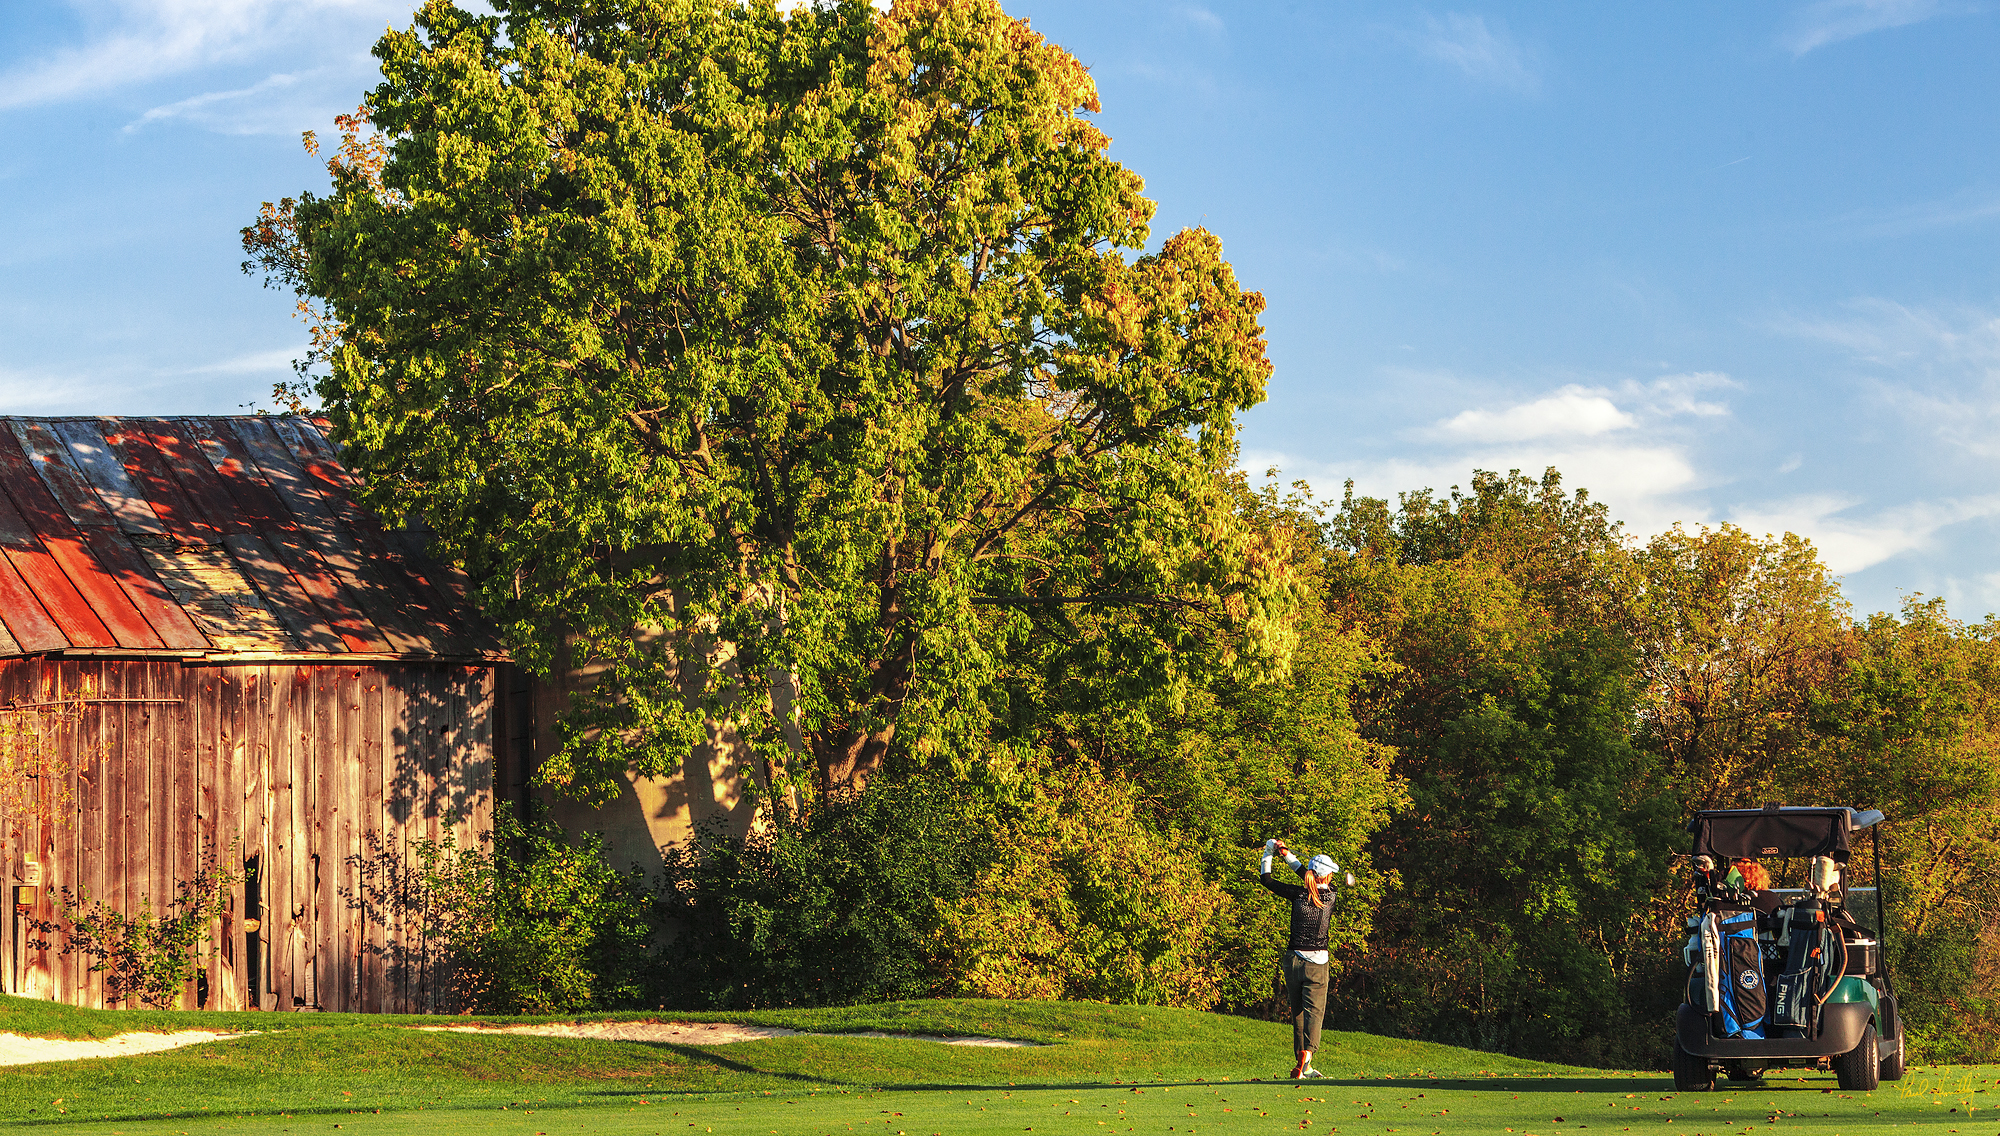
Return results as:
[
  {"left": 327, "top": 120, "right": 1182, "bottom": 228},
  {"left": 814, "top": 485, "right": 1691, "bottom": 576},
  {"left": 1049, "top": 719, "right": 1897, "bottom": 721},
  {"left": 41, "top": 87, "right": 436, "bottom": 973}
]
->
[
  {"left": 933, "top": 769, "right": 1233, "bottom": 1007},
  {"left": 28, "top": 845, "right": 235, "bottom": 1009},
  {"left": 655, "top": 777, "right": 995, "bottom": 1009},
  {"left": 364, "top": 809, "right": 654, "bottom": 1014}
]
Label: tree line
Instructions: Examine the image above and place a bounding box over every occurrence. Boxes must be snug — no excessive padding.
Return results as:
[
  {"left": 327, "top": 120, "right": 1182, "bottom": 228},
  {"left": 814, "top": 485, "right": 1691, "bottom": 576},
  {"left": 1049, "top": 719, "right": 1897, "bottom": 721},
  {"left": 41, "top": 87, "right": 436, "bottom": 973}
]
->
[{"left": 241, "top": 0, "right": 1998, "bottom": 1063}]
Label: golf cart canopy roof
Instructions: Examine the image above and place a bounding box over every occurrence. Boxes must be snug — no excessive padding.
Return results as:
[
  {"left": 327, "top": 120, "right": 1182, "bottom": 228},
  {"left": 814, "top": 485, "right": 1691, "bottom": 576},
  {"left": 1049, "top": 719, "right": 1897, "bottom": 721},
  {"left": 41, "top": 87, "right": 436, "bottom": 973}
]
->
[{"left": 1687, "top": 806, "right": 1886, "bottom": 863}]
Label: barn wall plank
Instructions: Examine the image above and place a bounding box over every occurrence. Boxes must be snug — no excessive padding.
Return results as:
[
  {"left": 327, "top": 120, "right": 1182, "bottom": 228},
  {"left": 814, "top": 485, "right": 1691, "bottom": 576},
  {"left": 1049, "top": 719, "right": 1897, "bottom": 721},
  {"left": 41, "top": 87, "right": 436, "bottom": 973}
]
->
[
  {"left": 76, "top": 661, "right": 108, "bottom": 1009},
  {"left": 0, "top": 665, "right": 13, "bottom": 996},
  {"left": 359, "top": 665, "right": 387, "bottom": 1013},
  {"left": 1, "top": 661, "right": 30, "bottom": 996},
  {"left": 311, "top": 667, "right": 335, "bottom": 1011},
  {"left": 171, "top": 666, "right": 198, "bottom": 1008},
  {"left": 380, "top": 671, "right": 404, "bottom": 1012},
  {"left": 7, "top": 660, "right": 32, "bottom": 998},
  {"left": 340, "top": 665, "right": 366, "bottom": 1013},
  {"left": 143, "top": 662, "right": 169, "bottom": 938},
  {"left": 268, "top": 664, "right": 298, "bottom": 1009},
  {"left": 38, "top": 661, "right": 69, "bottom": 1003},
  {"left": 20, "top": 663, "right": 51, "bottom": 999},
  {"left": 292, "top": 663, "right": 317, "bottom": 1010},
  {"left": 98, "top": 662, "right": 129, "bottom": 997},
  {"left": 215, "top": 665, "right": 245, "bottom": 1011},
  {"left": 249, "top": 664, "right": 273, "bottom": 1010},
  {"left": 0, "top": 665, "right": 12, "bottom": 995}
]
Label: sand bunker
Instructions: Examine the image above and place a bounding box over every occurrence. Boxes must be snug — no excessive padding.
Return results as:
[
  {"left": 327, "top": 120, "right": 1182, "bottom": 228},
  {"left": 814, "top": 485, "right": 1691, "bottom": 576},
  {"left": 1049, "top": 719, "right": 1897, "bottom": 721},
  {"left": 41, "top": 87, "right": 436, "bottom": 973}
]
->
[
  {"left": 0, "top": 1030, "right": 246, "bottom": 1067},
  {"left": 418, "top": 1020, "right": 1034, "bottom": 1047},
  {"left": 0, "top": 1018, "right": 1032, "bottom": 1068}
]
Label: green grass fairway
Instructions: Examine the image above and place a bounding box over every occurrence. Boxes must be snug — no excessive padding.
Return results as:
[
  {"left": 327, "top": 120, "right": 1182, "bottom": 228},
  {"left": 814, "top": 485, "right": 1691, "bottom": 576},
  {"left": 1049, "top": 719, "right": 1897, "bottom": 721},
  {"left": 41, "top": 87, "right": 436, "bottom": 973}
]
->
[{"left": 4, "top": 995, "right": 1995, "bottom": 1135}]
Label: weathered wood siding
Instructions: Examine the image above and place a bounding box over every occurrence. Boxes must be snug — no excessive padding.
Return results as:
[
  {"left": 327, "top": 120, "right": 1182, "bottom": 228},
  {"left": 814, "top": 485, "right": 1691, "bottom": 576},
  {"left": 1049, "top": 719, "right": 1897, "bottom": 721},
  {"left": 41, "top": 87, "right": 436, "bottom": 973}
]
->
[{"left": 0, "top": 657, "right": 495, "bottom": 1013}]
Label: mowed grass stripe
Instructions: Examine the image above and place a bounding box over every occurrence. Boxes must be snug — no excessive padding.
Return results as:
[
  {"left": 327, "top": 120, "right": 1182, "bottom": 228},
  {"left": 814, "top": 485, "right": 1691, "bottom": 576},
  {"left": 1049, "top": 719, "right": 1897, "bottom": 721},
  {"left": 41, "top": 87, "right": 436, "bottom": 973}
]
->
[
  {"left": 6, "top": 996, "right": 1993, "bottom": 1135},
  {"left": 12, "top": 1073, "right": 2000, "bottom": 1136}
]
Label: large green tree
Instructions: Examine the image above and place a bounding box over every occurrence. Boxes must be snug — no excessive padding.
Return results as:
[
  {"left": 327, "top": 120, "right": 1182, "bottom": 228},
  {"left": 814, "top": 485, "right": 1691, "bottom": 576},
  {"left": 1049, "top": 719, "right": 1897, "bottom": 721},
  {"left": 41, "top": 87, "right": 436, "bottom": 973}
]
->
[{"left": 248, "top": 0, "right": 1290, "bottom": 801}]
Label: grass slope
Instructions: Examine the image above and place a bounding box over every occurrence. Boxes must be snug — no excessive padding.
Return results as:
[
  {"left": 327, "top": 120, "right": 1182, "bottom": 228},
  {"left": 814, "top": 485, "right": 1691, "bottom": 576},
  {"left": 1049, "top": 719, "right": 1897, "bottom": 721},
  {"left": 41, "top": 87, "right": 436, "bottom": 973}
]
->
[{"left": 3, "top": 995, "right": 1995, "bottom": 1135}]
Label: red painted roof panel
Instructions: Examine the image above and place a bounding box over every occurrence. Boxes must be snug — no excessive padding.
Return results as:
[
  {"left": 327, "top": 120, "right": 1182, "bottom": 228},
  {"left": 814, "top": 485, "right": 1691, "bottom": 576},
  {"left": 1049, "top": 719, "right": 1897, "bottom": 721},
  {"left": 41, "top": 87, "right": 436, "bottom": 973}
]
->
[
  {"left": 0, "top": 432, "right": 164, "bottom": 649},
  {"left": 0, "top": 416, "right": 504, "bottom": 661},
  {"left": 0, "top": 474, "right": 116, "bottom": 649}
]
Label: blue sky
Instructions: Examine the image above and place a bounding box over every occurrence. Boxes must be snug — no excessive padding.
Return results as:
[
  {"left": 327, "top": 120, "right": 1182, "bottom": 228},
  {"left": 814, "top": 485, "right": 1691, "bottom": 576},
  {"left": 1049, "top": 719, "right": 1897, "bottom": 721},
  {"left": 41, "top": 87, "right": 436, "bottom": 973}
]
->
[{"left": 4, "top": 1, "right": 1999, "bottom": 618}]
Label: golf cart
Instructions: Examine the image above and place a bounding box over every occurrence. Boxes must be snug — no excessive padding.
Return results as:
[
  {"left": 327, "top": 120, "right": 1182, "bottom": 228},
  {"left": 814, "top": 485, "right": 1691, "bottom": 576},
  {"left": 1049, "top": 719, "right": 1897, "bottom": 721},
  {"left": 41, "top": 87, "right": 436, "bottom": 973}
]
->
[{"left": 1673, "top": 805, "right": 1905, "bottom": 1092}]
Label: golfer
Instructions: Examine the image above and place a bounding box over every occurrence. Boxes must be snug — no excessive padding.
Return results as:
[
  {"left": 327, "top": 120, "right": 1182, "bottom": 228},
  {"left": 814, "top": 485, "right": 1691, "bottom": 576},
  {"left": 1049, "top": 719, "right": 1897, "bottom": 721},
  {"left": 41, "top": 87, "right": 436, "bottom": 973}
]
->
[{"left": 1260, "top": 837, "right": 1339, "bottom": 1079}]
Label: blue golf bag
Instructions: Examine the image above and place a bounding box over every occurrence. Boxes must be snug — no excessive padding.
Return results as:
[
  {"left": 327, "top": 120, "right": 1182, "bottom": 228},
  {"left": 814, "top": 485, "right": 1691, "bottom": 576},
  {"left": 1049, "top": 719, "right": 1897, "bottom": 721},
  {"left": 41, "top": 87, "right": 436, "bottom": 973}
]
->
[{"left": 1711, "top": 909, "right": 1767, "bottom": 1039}]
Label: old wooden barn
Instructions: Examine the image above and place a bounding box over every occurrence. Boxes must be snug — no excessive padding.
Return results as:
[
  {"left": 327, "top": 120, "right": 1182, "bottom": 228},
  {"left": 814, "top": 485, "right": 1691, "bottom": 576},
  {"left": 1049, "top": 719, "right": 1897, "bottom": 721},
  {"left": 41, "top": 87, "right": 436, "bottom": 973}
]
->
[{"left": 0, "top": 415, "right": 528, "bottom": 1013}]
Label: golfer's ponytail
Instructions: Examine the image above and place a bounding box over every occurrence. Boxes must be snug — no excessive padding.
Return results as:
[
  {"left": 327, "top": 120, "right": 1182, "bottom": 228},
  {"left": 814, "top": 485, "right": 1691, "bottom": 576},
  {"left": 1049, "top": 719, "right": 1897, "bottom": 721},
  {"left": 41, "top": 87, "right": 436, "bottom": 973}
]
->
[{"left": 1304, "top": 871, "right": 1325, "bottom": 908}]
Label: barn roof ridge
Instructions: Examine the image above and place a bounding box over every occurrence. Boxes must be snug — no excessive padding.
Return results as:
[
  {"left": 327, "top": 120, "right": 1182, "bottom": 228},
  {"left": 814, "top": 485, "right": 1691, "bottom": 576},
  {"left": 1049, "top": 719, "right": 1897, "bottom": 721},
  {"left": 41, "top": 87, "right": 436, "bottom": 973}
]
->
[{"left": 0, "top": 414, "right": 507, "bottom": 664}]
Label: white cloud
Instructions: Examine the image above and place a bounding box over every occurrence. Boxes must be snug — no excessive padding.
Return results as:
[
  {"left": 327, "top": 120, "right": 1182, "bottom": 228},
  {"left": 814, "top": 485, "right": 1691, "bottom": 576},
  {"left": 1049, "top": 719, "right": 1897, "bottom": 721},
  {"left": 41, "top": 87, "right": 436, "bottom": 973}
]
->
[
  {"left": 1249, "top": 371, "right": 1740, "bottom": 537},
  {"left": 1779, "top": 0, "right": 1966, "bottom": 56},
  {"left": 0, "top": 1, "right": 406, "bottom": 111},
  {"left": 124, "top": 70, "right": 311, "bottom": 134},
  {"left": 181, "top": 346, "right": 308, "bottom": 375},
  {"left": 1179, "top": 6, "right": 1225, "bottom": 36},
  {"left": 1427, "top": 384, "right": 1634, "bottom": 443},
  {"left": 1834, "top": 188, "right": 2000, "bottom": 239},
  {"left": 1775, "top": 297, "right": 2000, "bottom": 458},
  {"left": 1629, "top": 371, "right": 1737, "bottom": 418},
  {"left": 1414, "top": 13, "right": 1539, "bottom": 94},
  {"left": 1727, "top": 493, "right": 2000, "bottom": 575}
]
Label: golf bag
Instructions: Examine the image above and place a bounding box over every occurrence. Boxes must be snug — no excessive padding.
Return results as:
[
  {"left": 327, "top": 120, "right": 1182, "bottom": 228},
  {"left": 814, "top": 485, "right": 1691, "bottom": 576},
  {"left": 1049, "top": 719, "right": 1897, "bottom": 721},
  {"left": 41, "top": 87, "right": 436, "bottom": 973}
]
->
[
  {"left": 1770, "top": 900, "right": 1841, "bottom": 1038},
  {"left": 1709, "top": 909, "right": 1767, "bottom": 1039}
]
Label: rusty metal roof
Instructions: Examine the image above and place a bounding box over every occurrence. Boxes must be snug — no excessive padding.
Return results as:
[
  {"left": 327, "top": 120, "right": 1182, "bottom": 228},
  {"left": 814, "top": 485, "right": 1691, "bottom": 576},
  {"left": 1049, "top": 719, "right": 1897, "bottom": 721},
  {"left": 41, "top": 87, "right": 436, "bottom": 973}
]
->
[{"left": 0, "top": 416, "right": 505, "bottom": 662}]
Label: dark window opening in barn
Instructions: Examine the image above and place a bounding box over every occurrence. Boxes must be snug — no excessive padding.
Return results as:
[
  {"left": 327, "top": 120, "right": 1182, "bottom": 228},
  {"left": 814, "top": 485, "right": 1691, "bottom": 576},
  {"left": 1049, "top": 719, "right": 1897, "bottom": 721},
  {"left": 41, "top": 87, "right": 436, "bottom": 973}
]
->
[{"left": 244, "top": 854, "right": 262, "bottom": 1007}]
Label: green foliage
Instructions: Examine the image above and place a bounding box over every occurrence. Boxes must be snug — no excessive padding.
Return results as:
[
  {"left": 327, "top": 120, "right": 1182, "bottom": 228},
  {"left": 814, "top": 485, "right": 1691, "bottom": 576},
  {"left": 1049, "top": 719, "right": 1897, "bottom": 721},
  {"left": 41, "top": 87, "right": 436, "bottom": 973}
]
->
[
  {"left": 1324, "top": 470, "right": 1677, "bottom": 1063},
  {"left": 1631, "top": 523, "right": 1852, "bottom": 809},
  {"left": 1077, "top": 477, "right": 1405, "bottom": 1012},
  {"left": 1801, "top": 599, "right": 2000, "bottom": 1062},
  {"left": 656, "top": 777, "right": 996, "bottom": 1009},
  {"left": 27, "top": 847, "right": 235, "bottom": 1010},
  {"left": 934, "top": 767, "right": 1233, "bottom": 1007},
  {"left": 248, "top": 0, "right": 1292, "bottom": 804},
  {"left": 397, "top": 811, "right": 654, "bottom": 1015}
]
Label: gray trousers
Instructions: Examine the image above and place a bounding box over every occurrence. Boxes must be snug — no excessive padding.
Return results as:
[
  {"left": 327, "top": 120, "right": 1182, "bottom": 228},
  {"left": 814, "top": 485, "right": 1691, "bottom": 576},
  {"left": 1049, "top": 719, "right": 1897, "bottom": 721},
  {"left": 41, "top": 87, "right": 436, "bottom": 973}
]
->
[{"left": 1283, "top": 952, "right": 1329, "bottom": 1054}]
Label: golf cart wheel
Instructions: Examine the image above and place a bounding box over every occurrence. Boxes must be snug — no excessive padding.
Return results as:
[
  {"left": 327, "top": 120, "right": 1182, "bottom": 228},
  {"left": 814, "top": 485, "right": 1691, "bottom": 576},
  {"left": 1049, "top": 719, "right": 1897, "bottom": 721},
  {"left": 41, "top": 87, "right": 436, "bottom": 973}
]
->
[
  {"left": 1722, "top": 1062, "right": 1764, "bottom": 1082},
  {"left": 1672, "top": 1043, "right": 1716, "bottom": 1092},
  {"left": 1879, "top": 1020, "right": 1906, "bottom": 1082},
  {"left": 1833, "top": 1023, "right": 1880, "bottom": 1092}
]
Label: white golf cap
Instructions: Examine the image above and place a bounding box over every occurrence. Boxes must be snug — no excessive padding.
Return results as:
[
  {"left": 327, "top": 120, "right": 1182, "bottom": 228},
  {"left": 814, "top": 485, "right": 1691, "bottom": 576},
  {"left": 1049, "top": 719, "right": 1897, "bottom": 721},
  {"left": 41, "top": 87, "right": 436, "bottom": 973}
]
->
[{"left": 1308, "top": 854, "right": 1337, "bottom": 876}]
